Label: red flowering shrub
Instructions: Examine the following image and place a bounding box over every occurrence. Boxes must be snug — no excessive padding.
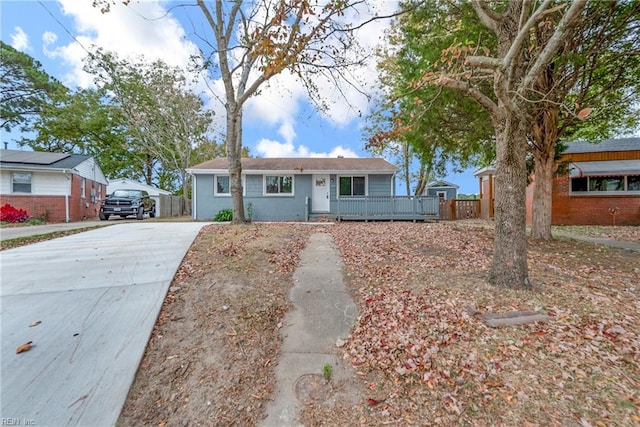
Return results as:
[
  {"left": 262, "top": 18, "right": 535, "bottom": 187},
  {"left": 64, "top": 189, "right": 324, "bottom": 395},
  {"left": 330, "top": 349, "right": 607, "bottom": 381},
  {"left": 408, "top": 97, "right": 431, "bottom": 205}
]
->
[{"left": 0, "top": 204, "right": 29, "bottom": 223}]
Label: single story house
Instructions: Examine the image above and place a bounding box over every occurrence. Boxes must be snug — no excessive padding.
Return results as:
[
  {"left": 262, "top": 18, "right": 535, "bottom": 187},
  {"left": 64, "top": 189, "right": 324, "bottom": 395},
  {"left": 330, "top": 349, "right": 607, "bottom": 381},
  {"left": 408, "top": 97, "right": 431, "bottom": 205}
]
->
[
  {"left": 187, "top": 157, "right": 435, "bottom": 221},
  {"left": 0, "top": 149, "right": 108, "bottom": 222},
  {"left": 423, "top": 180, "right": 459, "bottom": 200},
  {"left": 107, "top": 178, "right": 173, "bottom": 218},
  {"left": 474, "top": 137, "right": 640, "bottom": 225}
]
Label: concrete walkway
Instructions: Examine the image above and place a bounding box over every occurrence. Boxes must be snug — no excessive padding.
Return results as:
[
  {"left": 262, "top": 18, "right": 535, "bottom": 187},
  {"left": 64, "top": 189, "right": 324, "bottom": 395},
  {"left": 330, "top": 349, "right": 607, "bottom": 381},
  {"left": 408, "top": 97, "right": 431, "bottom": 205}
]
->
[
  {"left": 261, "top": 233, "right": 356, "bottom": 427},
  {"left": 0, "top": 222, "right": 208, "bottom": 426},
  {"left": 553, "top": 231, "right": 640, "bottom": 253},
  {"left": 0, "top": 220, "right": 109, "bottom": 241}
]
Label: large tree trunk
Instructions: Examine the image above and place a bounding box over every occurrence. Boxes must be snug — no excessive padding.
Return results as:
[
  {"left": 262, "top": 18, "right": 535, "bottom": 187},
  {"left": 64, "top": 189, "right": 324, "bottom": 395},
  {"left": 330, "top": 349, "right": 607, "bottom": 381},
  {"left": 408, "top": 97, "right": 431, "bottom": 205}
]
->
[
  {"left": 530, "top": 101, "right": 559, "bottom": 240},
  {"left": 530, "top": 149, "right": 555, "bottom": 240},
  {"left": 488, "top": 116, "right": 531, "bottom": 289},
  {"left": 227, "top": 104, "right": 246, "bottom": 223}
]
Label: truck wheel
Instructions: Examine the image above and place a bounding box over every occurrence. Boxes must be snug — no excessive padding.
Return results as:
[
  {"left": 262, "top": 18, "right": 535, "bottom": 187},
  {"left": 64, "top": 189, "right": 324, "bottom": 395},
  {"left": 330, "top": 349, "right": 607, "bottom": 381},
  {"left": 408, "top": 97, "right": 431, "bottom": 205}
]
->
[
  {"left": 99, "top": 212, "right": 107, "bottom": 221},
  {"left": 136, "top": 206, "right": 144, "bottom": 220},
  {"left": 149, "top": 207, "right": 156, "bottom": 218}
]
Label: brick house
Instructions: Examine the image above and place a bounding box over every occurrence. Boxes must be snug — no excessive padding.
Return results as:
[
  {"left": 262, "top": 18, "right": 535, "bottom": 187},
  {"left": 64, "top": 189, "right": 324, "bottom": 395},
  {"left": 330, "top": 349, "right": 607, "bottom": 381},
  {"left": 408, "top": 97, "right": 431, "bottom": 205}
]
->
[
  {"left": 0, "top": 150, "right": 108, "bottom": 222},
  {"left": 475, "top": 138, "right": 640, "bottom": 225}
]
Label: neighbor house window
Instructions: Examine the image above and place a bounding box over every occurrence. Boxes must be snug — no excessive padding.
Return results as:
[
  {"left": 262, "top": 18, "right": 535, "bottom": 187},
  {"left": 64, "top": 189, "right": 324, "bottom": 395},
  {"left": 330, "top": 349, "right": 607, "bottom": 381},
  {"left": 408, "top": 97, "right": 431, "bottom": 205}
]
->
[
  {"left": 437, "top": 191, "right": 447, "bottom": 200},
  {"left": 339, "top": 176, "right": 365, "bottom": 196},
  {"left": 570, "top": 175, "right": 640, "bottom": 194},
  {"left": 12, "top": 172, "right": 32, "bottom": 193},
  {"left": 265, "top": 175, "right": 293, "bottom": 195},
  {"left": 214, "top": 175, "right": 245, "bottom": 196},
  {"left": 81, "top": 178, "right": 86, "bottom": 198}
]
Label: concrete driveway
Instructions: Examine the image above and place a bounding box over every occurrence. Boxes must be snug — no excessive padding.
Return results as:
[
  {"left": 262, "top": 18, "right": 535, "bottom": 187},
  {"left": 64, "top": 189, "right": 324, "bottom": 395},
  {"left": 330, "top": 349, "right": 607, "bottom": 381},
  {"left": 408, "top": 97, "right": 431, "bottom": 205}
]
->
[{"left": 0, "top": 222, "right": 209, "bottom": 426}]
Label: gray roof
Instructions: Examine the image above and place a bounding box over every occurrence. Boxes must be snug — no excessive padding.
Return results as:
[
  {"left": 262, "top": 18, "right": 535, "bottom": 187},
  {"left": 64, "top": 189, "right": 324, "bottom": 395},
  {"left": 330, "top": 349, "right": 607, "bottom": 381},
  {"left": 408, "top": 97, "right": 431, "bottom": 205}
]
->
[
  {"left": 563, "top": 137, "right": 640, "bottom": 154},
  {"left": 189, "top": 157, "right": 398, "bottom": 173},
  {"left": 0, "top": 149, "right": 90, "bottom": 169},
  {"left": 427, "top": 180, "right": 459, "bottom": 189}
]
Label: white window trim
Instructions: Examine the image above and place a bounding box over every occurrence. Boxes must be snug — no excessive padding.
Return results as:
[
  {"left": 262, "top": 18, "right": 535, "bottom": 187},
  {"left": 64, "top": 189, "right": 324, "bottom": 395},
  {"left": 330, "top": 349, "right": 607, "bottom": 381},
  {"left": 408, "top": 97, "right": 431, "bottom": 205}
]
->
[
  {"left": 81, "top": 178, "right": 86, "bottom": 199},
  {"left": 437, "top": 191, "right": 447, "bottom": 200},
  {"left": 337, "top": 175, "right": 368, "bottom": 198},
  {"left": 263, "top": 175, "right": 295, "bottom": 196},
  {"left": 11, "top": 172, "right": 32, "bottom": 194},
  {"left": 214, "top": 174, "right": 246, "bottom": 196}
]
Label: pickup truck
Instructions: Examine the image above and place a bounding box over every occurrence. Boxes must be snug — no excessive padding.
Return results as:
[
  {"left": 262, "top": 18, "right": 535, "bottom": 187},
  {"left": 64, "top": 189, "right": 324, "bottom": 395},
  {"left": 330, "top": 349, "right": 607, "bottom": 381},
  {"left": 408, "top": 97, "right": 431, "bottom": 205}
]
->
[{"left": 99, "top": 189, "right": 156, "bottom": 220}]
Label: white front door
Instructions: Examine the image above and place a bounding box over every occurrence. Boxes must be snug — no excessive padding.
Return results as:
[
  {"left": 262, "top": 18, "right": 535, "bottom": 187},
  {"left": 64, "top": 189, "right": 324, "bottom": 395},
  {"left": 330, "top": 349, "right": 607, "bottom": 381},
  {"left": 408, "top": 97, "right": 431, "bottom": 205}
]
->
[{"left": 312, "top": 174, "right": 330, "bottom": 212}]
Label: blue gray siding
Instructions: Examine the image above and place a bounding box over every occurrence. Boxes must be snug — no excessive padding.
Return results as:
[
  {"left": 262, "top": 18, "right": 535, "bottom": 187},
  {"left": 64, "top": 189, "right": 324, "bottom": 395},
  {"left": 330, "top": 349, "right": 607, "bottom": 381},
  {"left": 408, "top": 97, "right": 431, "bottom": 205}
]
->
[
  {"left": 195, "top": 174, "right": 311, "bottom": 221},
  {"left": 426, "top": 187, "right": 457, "bottom": 200},
  {"left": 194, "top": 173, "right": 394, "bottom": 221}
]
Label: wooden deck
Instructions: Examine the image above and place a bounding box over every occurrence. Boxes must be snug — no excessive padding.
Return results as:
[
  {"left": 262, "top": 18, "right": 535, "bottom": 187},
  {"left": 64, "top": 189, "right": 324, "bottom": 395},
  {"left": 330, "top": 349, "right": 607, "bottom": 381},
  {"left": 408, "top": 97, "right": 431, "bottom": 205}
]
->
[{"left": 335, "top": 196, "right": 439, "bottom": 222}]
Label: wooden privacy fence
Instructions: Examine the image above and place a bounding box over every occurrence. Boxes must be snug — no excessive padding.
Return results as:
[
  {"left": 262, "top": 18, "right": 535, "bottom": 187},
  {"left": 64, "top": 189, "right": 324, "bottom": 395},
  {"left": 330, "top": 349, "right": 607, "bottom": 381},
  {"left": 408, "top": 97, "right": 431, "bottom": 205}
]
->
[
  {"left": 158, "top": 194, "right": 186, "bottom": 217},
  {"left": 336, "top": 196, "right": 439, "bottom": 221},
  {"left": 439, "top": 199, "right": 480, "bottom": 220}
]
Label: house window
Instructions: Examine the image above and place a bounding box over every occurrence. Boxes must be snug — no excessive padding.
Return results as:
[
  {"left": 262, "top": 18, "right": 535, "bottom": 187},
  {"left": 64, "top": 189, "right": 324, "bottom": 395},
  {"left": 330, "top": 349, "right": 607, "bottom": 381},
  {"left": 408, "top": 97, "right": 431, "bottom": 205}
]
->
[
  {"left": 12, "top": 172, "right": 32, "bottom": 193},
  {"left": 216, "top": 175, "right": 230, "bottom": 195},
  {"left": 339, "top": 176, "right": 365, "bottom": 196},
  {"left": 81, "top": 178, "right": 86, "bottom": 198},
  {"left": 570, "top": 175, "right": 639, "bottom": 194},
  {"left": 265, "top": 175, "right": 293, "bottom": 195},
  {"left": 214, "top": 175, "right": 246, "bottom": 196},
  {"left": 437, "top": 191, "right": 447, "bottom": 200},
  {"left": 571, "top": 177, "right": 588, "bottom": 192},
  {"left": 589, "top": 176, "right": 623, "bottom": 192}
]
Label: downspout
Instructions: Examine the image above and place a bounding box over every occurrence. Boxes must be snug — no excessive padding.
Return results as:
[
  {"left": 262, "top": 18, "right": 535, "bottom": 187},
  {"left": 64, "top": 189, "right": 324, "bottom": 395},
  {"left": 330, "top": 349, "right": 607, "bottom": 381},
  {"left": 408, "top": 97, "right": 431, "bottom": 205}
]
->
[{"left": 191, "top": 173, "right": 197, "bottom": 220}]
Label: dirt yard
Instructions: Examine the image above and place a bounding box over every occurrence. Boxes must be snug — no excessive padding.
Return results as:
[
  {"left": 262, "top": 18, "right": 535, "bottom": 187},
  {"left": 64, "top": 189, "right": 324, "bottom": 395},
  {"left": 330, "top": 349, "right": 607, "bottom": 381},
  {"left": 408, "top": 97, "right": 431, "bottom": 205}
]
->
[{"left": 117, "top": 222, "right": 640, "bottom": 426}]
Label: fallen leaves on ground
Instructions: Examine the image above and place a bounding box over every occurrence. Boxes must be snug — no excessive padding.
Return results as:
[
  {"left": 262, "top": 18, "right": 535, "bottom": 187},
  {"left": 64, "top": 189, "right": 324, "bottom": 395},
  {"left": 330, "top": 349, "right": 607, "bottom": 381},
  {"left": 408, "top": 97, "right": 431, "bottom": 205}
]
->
[
  {"left": 554, "top": 225, "right": 640, "bottom": 243},
  {"left": 306, "top": 221, "right": 640, "bottom": 426},
  {"left": 117, "top": 221, "right": 639, "bottom": 427},
  {"left": 117, "top": 223, "right": 316, "bottom": 427},
  {"left": 16, "top": 341, "right": 33, "bottom": 354}
]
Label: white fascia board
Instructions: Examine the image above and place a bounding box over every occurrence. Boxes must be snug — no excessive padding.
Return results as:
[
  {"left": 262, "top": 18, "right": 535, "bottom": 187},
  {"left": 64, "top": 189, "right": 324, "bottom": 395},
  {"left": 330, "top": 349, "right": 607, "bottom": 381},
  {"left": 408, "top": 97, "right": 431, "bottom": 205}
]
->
[{"left": 186, "top": 168, "right": 396, "bottom": 175}]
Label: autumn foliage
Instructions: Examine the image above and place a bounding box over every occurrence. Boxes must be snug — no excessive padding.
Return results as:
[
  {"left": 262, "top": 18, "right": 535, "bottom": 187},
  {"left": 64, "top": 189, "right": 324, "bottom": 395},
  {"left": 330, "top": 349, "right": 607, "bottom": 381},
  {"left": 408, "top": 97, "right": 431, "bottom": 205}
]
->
[{"left": 0, "top": 203, "right": 29, "bottom": 223}]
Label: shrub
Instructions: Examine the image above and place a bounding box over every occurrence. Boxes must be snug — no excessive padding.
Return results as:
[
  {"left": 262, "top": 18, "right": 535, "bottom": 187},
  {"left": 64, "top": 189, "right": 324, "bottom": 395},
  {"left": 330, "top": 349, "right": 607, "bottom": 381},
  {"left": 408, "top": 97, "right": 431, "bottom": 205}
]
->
[
  {"left": 213, "top": 209, "right": 233, "bottom": 222},
  {"left": 0, "top": 204, "right": 29, "bottom": 223}
]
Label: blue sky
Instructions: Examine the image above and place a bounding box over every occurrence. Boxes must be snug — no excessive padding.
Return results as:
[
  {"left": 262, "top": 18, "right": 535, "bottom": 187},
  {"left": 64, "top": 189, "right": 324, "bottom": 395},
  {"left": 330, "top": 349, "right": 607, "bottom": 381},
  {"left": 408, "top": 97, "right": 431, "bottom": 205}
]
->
[{"left": 0, "top": 0, "right": 480, "bottom": 195}]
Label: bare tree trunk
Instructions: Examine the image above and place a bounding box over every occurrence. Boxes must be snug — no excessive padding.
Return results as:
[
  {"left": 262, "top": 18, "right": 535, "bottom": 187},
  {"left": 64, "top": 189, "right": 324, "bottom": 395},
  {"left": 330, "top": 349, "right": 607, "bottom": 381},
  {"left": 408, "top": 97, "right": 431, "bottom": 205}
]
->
[
  {"left": 402, "top": 142, "right": 411, "bottom": 196},
  {"left": 227, "top": 104, "right": 246, "bottom": 223},
  {"left": 145, "top": 153, "right": 153, "bottom": 186},
  {"left": 181, "top": 171, "right": 191, "bottom": 215},
  {"left": 488, "top": 117, "right": 531, "bottom": 289},
  {"left": 531, "top": 150, "right": 554, "bottom": 240},
  {"left": 530, "top": 100, "right": 559, "bottom": 240}
]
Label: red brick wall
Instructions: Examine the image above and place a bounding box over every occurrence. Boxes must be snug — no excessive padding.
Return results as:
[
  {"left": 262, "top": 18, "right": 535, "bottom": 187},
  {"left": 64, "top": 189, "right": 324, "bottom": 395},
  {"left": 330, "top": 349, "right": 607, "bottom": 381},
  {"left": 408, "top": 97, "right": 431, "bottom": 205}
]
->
[
  {"left": 551, "top": 175, "right": 640, "bottom": 226},
  {"left": 0, "top": 195, "right": 68, "bottom": 222},
  {"left": 1, "top": 176, "right": 106, "bottom": 223}
]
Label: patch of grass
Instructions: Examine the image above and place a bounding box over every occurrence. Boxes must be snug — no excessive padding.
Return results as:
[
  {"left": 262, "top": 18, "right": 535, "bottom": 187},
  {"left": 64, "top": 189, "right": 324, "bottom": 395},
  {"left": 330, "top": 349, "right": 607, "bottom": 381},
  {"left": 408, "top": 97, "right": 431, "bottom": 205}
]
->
[
  {"left": 0, "top": 227, "right": 104, "bottom": 251},
  {"left": 323, "top": 363, "right": 332, "bottom": 382}
]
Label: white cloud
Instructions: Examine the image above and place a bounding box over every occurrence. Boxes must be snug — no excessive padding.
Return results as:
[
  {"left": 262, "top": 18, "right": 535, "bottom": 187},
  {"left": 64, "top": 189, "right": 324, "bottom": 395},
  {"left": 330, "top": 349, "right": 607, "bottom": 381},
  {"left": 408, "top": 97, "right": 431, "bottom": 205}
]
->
[
  {"left": 278, "top": 122, "right": 297, "bottom": 145},
  {"left": 255, "top": 139, "right": 358, "bottom": 158},
  {"left": 10, "top": 27, "right": 30, "bottom": 52},
  {"left": 43, "top": 0, "right": 201, "bottom": 89}
]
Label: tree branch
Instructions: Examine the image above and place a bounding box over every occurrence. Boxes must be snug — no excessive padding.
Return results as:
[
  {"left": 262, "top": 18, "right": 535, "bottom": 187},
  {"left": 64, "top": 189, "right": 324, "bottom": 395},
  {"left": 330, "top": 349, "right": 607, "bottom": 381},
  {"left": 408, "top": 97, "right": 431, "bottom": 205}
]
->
[
  {"left": 471, "top": 0, "right": 502, "bottom": 33},
  {"left": 435, "top": 74, "right": 502, "bottom": 123},
  {"left": 465, "top": 55, "right": 501, "bottom": 69},
  {"left": 520, "top": 0, "right": 587, "bottom": 94},
  {"left": 502, "top": 0, "right": 554, "bottom": 76}
]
